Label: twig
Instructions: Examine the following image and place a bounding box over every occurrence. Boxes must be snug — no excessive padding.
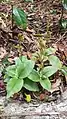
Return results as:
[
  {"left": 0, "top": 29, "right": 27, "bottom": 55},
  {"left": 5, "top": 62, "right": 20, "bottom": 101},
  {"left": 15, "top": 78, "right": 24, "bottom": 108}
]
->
[
  {"left": 55, "top": 31, "right": 67, "bottom": 43},
  {"left": 11, "top": 5, "right": 13, "bottom": 39}
]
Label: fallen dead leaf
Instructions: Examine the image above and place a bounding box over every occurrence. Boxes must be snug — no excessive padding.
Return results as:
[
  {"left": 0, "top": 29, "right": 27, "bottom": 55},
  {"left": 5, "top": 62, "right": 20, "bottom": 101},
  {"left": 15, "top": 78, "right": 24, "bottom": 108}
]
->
[
  {"left": 22, "top": 51, "right": 32, "bottom": 59},
  {"left": 52, "top": 78, "right": 61, "bottom": 89},
  {"left": 26, "top": 27, "right": 35, "bottom": 33},
  {"left": 39, "top": 93, "right": 45, "bottom": 101},
  {"left": 0, "top": 17, "right": 6, "bottom": 29},
  {"left": 0, "top": 47, "right": 7, "bottom": 61},
  {"left": 50, "top": 78, "right": 61, "bottom": 94},
  {"left": 50, "top": 87, "right": 60, "bottom": 94},
  {"left": 8, "top": 58, "right": 14, "bottom": 63}
]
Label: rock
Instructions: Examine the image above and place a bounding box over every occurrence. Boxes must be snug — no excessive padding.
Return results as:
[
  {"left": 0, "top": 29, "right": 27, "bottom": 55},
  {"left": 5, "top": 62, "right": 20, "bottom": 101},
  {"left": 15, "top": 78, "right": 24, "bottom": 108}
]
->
[{"left": 0, "top": 93, "right": 67, "bottom": 119}]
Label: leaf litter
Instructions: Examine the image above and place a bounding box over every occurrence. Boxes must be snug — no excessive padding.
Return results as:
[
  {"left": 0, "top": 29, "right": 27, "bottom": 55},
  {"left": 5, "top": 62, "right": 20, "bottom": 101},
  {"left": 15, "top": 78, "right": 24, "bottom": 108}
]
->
[{"left": 0, "top": 0, "right": 67, "bottom": 102}]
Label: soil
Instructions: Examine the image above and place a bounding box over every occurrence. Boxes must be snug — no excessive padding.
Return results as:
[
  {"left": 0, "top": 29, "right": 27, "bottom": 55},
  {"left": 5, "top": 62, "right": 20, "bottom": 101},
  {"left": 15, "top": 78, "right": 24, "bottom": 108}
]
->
[
  {"left": 0, "top": 0, "right": 67, "bottom": 118},
  {"left": 0, "top": 0, "right": 67, "bottom": 109}
]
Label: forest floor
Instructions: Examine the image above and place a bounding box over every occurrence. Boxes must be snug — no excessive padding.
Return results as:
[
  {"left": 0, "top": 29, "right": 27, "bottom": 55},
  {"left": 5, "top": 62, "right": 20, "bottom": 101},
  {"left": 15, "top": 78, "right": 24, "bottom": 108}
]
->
[
  {"left": 0, "top": 0, "right": 67, "bottom": 119},
  {"left": 0, "top": 0, "right": 67, "bottom": 102}
]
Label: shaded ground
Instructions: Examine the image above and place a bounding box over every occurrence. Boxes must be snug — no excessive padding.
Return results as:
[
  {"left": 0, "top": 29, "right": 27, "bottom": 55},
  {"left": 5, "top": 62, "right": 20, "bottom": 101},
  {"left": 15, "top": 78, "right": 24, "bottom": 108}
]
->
[{"left": 0, "top": 0, "right": 67, "bottom": 101}]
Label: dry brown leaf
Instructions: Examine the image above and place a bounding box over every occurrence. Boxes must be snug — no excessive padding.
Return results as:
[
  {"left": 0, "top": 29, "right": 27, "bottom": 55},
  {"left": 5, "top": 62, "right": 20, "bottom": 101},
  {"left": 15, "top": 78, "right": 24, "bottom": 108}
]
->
[
  {"left": 50, "top": 78, "right": 61, "bottom": 94},
  {"left": 52, "top": 78, "right": 61, "bottom": 89},
  {"left": 8, "top": 58, "right": 14, "bottom": 63},
  {"left": 27, "top": 51, "right": 32, "bottom": 59},
  {"left": 0, "top": 17, "right": 6, "bottom": 29},
  {"left": 22, "top": 51, "right": 32, "bottom": 59},
  {"left": 0, "top": 47, "right": 7, "bottom": 60},
  {"left": 26, "top": 27, "right": 35, "bottom": 33},
  {"left": 50, "top": 87, "right": 60, "bottom": 94},
  {"left": 39, "top": 93, "right": 45, "bottom": 101}
]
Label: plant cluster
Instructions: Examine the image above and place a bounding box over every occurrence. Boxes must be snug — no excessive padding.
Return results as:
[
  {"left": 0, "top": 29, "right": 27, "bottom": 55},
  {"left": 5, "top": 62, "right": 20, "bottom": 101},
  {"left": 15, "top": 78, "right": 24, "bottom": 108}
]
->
[
  {"left": 4, "top": 48, "right": 67, "bottom": 98},
  {"left": 0, "top": 0, "right": 67, "bottom": 100}
]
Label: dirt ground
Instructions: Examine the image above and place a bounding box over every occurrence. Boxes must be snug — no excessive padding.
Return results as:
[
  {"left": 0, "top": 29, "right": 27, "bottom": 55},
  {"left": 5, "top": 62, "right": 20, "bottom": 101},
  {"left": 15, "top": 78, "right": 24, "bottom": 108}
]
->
[
  {"left": 0, "top": 0, "right": 67, "bottom": 52},
  {"left": 0, "top": 1, "right": 67, "bottom": 118},
  {"left": 0, "top": 0, "right": 67, "bottom": 101}
]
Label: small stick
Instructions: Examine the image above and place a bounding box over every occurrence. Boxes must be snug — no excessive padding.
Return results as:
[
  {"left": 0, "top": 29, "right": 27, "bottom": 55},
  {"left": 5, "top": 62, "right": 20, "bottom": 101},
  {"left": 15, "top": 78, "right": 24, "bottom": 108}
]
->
[{"left": 11, "top": 4, "right": 14, "bottom": 39}]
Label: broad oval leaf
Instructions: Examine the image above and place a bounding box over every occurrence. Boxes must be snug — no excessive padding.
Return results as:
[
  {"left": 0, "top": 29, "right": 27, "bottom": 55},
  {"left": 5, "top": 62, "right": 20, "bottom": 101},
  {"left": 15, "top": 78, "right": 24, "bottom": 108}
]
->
[
  {"left": 61, "top": 66, "right": 67, "bottom": 76},
  {"left": 14, "top": 56, "right": 28, "bottom": 65},
  {"left": 19, "top": 60, "right": 35, "bottom": 78},
  {"left": 15, "top": 56, "right": 29, "bottom": 77},
  {"left": 24, "top": 78, "right": 39, "bottom": 91},
  {"left": 13, "top": 7, "right": 27, "bottom": 29},
  {"left": 28, "top": 69, "right": 40, "bottom": 82},
  {"left": 6, "top": 77, "right": 24, "bottom": 98},
  {"left": 14, "top": 57, "right": 22, "bottom": 66},
  {"left": 21, "top": 56, "right": 28, "bottom": 62},
  {"left": 40, "top": 66, "right": 58, "bottom": 78},
  {"left": 44, "top": 47, "right": 56, "bottom": 56},
  {"left": 6, "top": 65, "right": 16, "bottom": 77},
  {"left": 40, "top": 78, "right": 51, "bottom": 91},
  {"left": 62, "top": 0, "right": 67, "bottom": 10},
  {"left": 49, "top": 55, "right": 62, "bottom": 69}
]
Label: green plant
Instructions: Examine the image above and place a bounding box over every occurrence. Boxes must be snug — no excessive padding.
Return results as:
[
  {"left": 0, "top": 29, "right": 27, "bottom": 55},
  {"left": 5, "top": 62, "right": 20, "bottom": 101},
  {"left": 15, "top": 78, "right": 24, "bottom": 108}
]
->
[
  {"left": 2, "top": 0, "right": 67, "bottom": 99},
  {"left": 13, "top": 7, "right": 27, "bottom": 30},
  {"left": 4, "top": 56, "right": 39, "bottom": 98},
  {"left": 31, "top": 33, "right": 67, "bottom": 92},
  {"left": 4, "top": 10, "right": 67, "bottom": 98},
  {"left": 12, "top": 0, "right": 33, "bottom": 29},
  {"left": 60, "top": 0, "right": 67, "bottom": 29},
  {"left": 4, "top": 49, "right": 67, "bottom": 98}
]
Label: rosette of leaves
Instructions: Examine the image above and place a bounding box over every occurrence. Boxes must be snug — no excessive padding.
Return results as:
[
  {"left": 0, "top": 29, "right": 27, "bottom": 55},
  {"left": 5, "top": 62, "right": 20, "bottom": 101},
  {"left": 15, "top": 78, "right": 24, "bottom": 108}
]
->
[
  {"left": 4, "top": 50, "right": 67, "bottom": 98},
  {"left": 4, "top": 56, "right": 39, "bottom": 98},
  {"left": 28, "top": 54, "right": 62, "bottom": 92},
  {"left": 31, "top": 47, "right": 67, "bottom": 91}
]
